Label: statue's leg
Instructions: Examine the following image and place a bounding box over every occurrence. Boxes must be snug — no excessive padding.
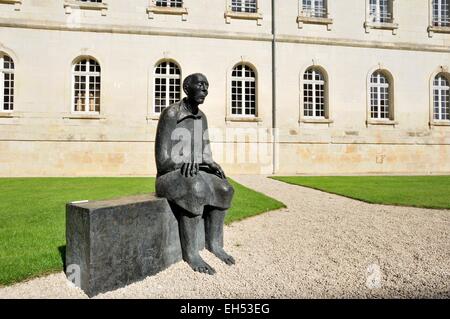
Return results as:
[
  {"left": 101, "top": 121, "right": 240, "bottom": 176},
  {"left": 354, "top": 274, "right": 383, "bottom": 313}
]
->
[
  {"left": 205, "top": 208, "right": 235, "bottom": 266},
  {"left": 179, "top": 213, "right": 216, "bottom": 275}
]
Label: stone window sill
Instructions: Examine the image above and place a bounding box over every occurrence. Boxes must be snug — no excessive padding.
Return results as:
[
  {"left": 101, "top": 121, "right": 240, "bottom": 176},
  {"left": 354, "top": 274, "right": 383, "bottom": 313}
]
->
[
  {"left": 297, "top": 15, "right": 333, "bottom": 30},
  {"left": 0, "top": 0, "right": 21, "bottom": 11},
  {"left": 366, "top": 119, "right": 398, "bottom": 126},
  {"left": 225, "top": 11, "right": 263, "bottom": 26},
  {"left": 0, "top": 112, "right": 21, "bottom": 118},
  {"left": 226, "top": 116, "right": 262, "bottom": 123},
  {"left": 147, "top": 6, "right": 188, "bottom": 21},
  {"left": 63, "top": 113, "right": 106, "bottom": 120},
  {"left": 427, "top": 25, "right": 450, "bottom": 37},
  {"left": 64, "top": 0, "right": 108, "bottom": 16},
  {"left": 146, "top": 115, "right": 160, "bottom": 121},
  {"left": 430, "top": 120, "right": 450, "bottom": 127},
  {"left": 299, "top": 118, "right": 333, "bottom": 124},
  {"left": 364, "top": 21, "right": 399, "bottom": 35}
]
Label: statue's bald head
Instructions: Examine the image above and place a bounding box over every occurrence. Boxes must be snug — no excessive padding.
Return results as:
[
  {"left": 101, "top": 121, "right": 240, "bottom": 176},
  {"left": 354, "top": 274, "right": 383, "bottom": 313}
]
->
[{"left": 183, "top": 73, "right": 209, "bottom": 105}]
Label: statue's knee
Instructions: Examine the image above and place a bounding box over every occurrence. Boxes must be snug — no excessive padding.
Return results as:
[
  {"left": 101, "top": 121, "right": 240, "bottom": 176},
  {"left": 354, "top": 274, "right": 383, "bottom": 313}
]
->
[
  {"left": 192, "top": 179, "right": 207, "bottom": 199},
  {"left": 221, "top": 182, "right": 234, "bottom": 197}
]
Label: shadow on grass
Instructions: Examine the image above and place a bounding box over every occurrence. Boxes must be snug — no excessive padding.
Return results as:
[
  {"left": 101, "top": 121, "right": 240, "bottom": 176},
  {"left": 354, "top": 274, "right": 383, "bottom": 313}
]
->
[{"left": 58, "top": 245, "right": 66, "bottom": 272}]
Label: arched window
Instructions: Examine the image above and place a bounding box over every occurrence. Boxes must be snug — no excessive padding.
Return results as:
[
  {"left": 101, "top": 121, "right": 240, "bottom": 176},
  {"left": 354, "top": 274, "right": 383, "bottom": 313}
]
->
[
  {"left": 433, "top": 73, "right": 450, "bottom": 121},
  {"left": 154, "top": 61, "right": 181, "bottom": 114},
  {"left": 369, "top": 71, "right": 391, "bottom": 119},
  {"left": 73, "top": 58, "right": 101, "bottom": 113},
  {"left": 1, "top": 54, "right": 14, "bottom": 112},
  {"left": 231, "top": 64, "right": 257, "bottom": 116},
  {"left": 303, "top": 68, "right": 327, "bottom": 118}
]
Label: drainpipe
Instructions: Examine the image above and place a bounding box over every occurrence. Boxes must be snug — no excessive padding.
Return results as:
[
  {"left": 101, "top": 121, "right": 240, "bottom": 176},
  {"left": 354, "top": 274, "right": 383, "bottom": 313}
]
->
[{"left": 271, "top": 0, "right": 277, "bottom": 175}]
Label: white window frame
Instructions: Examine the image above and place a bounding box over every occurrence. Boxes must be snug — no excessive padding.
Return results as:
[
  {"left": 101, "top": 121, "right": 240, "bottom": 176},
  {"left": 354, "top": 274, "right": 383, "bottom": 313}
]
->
[
  {"left": 428, "top": 0, "right": 450, "bottom": 36},
  {"left": 368, "top": 71, "right": 394, "bottom": 122},
  {"left": 432, "top": 73, "right": 450, "bottom": 121},
  {"left": 72, "top": 58, "right": 101, "bottom": 114},
  {"left": 364, "top": 0, "right": 398, "bottom": 34},
  {"left": 302, "top": 68, "right": 327, "bottom": 119},
  {"left": 225, "top": 0, "right": 262, "bottom": 25},
  {"left": 230, "top": 0, "right": 257, "bottom": 13},
  {"left": 301, "top": 0, "right": 327, "bottom": 18},
  {"left": 153, "top": 61, "right": 182, "bottom": 114},
  {"left": 0, "top": 54, "right": 14, "bottom": 113},
  {"left": 297, "top": 0, "right": 333, "bottom": 30},
  {"left": 147, "top": 0, "right": 188, "bottom": 20},
  {"left": 432, "top": 0, "right": 450, "bottom": 26},
  {"left": 230, "top": 63, "right": 257, "bottom": 118},
  {"left": 155, "top": 0, "right": 183, "bottom": 7},
  {"left": 370, "top": 72, "right": 389, "bottom": 119},
  {"left": 369, "top": 0, "right": 392, "bottom": 23}
]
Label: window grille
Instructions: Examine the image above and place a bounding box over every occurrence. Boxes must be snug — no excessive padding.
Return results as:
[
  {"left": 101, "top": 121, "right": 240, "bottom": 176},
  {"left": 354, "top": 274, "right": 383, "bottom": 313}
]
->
[
  {"left": 370, "top": 71, "right": 391, "bottom": 119},
  {"left": 154, "top": 61, "right": 181, "bottom": 113},
  {"left": 0, "top": 55, "right": 14, "bottom": 112},
  {"left": 73, "top": 58, "right": 101, "bottom": 113},
  {"left": 433, "top": 74, "right": 450, "bottom": 120},
  {"left": 303, "top": 68, "right": 326, "bottom": 118},
  {"left": 231, "top": 64, "right": 257, "bottom": 116}
]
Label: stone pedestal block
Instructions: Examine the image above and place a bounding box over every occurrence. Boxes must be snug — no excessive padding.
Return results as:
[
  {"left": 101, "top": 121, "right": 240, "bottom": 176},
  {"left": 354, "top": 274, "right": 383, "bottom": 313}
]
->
[{"left": 65, "top": 194, "right": 204, "bottom": 297}]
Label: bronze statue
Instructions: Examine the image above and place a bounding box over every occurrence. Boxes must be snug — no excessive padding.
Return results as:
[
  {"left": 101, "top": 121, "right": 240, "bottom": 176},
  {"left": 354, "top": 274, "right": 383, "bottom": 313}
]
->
[{"left": 155, "top": 73, "right": 235, "bottom": 275}]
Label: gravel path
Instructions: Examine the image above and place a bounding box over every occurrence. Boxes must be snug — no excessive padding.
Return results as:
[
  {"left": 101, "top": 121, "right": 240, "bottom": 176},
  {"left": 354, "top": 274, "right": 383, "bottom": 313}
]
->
[{"left": 1, "top": 175, "right": 449, "bottom": 298}]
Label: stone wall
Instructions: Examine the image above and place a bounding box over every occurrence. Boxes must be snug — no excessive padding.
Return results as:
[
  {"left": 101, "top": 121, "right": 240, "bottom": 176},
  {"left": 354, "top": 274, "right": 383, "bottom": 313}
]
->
[{"left": 0, "top": 0, "right": 448, "bottom": 176}]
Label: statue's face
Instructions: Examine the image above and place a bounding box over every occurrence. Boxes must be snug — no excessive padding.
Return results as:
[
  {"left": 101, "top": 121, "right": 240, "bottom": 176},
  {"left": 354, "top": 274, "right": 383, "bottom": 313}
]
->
[{"left": 186, "top": 74, "right": 209, "bottom": 105}]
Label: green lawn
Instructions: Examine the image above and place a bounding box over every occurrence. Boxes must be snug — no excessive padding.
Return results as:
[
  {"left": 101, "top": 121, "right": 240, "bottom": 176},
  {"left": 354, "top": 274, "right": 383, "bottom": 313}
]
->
[
  {"left": 271, "top": 176, "right": 450, "bottom": 209},
  {"left": 0, "top": 177, "right": 285, "bottom": 286}
]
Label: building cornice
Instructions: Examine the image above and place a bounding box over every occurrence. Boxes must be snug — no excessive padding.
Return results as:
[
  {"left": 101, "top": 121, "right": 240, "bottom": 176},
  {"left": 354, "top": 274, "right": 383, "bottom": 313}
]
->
[
  {"left": 0, "top": 18, "right": 448, "bottom": 53},
  {"left": 0, "top": 18, "right": 273, "bottom": 42},
  {"left": 275, "top": 34, "right": 450, "bottom": 53}
]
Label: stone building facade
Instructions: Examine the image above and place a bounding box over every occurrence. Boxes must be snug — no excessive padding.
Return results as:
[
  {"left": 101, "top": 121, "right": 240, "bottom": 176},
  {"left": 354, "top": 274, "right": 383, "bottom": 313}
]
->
[{"left": 0, "top": 0, "right": 449, "bottom": 176}]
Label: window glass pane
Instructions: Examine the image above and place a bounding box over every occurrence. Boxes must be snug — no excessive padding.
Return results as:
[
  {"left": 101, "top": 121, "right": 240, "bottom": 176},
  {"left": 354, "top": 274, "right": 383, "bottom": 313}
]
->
[
  {"left": 433, "top": 74, "right": 450, "bottom": 120},
  {"left": 231, "top": 0, "right": 257, "bottom": 13},
  {"left": 231, "top": 64, "right": 256, "bottom": 116},
  {"left": 2, "top": 55, "right": 15, "bottom": 111},
  {"left": 433, "top": 0, "right": 450, "bottom": 26},
  {"left": 302, "top": 0, "right": 327, "bottom": 17},
  {"left": 303, "top": 68, "right": 326, "bottom": 118},
  {"left": 369, "top": 0, "right": 393, "bottom": 23},
  {"left": 369, "top": 71, "right": 390, "bottom": 119},
  {"left": 154, "top": 61, "right": 181, "bottom": 113},
  {"left": 73, "top": 58, "right": 101, "bottom": 113},
  {"left": 156, "top": 0, "right": 183, "bottom": 7}
]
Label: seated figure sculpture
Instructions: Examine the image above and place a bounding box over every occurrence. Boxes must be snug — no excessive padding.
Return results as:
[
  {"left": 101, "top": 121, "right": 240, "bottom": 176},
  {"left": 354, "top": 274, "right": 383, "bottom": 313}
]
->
[{"left": 155, "top": 73, "right": 235, "bottom": 275}]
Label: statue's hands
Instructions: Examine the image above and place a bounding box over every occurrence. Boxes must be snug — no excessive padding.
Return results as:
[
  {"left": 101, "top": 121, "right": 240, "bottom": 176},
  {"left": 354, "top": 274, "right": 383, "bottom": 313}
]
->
[
  {"left": 208, "top": 162, "right": 226, "bottom": 179},
  {"left": 180, "top": 162, "right": 200, "bottom": 177}
]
